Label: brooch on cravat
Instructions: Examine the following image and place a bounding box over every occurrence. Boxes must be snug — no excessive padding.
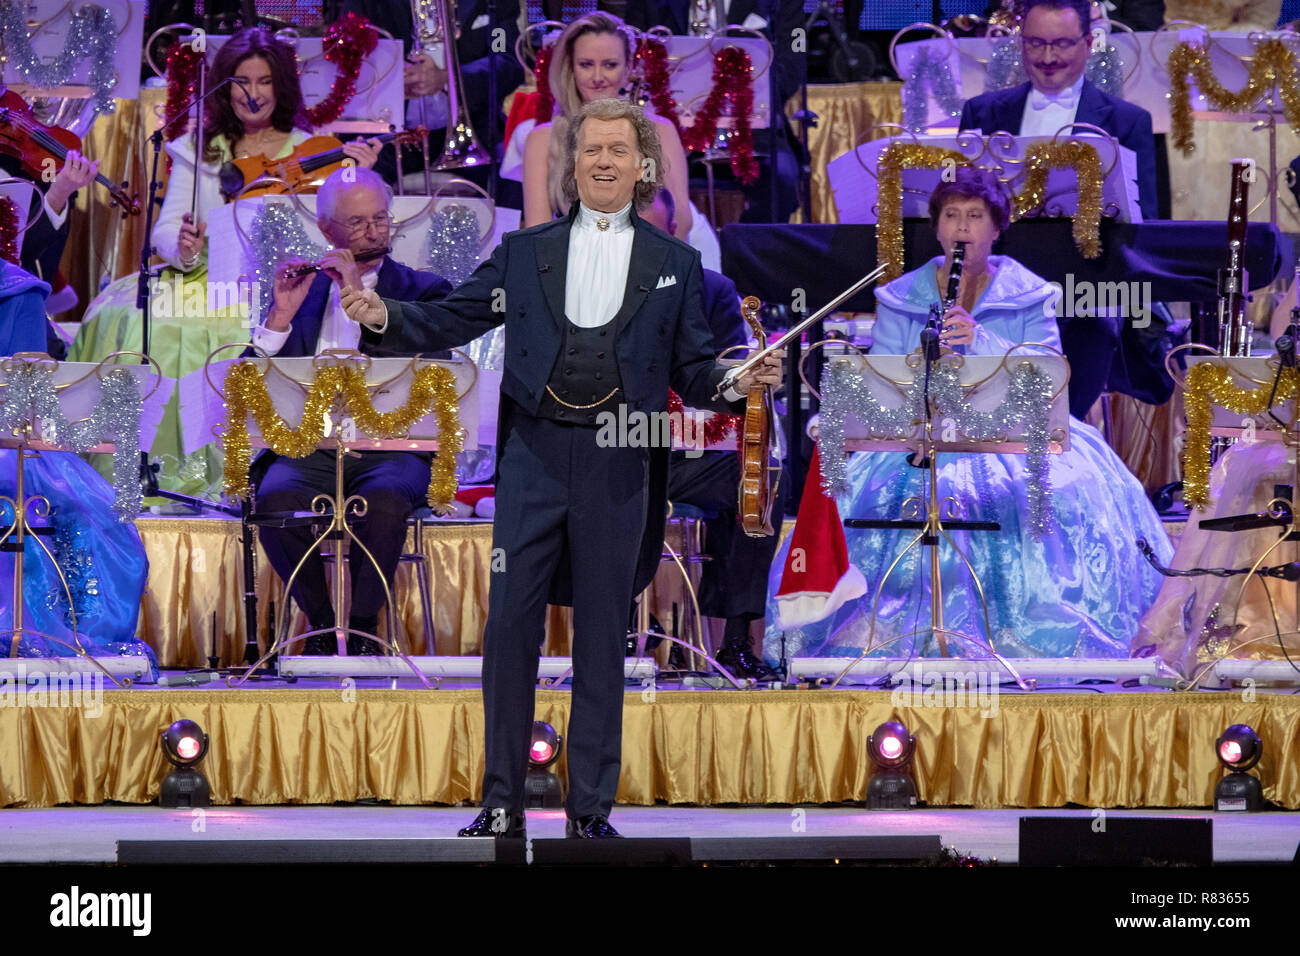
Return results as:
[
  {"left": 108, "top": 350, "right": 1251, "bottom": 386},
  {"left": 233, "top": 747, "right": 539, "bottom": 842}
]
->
[{"left": 596, "top": 216, "right": 610, "bottom": 231}]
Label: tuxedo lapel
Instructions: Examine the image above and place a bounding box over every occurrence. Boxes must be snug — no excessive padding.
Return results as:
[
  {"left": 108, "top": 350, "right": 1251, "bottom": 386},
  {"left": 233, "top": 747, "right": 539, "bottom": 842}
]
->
[
  {"left": 1000, "top": 83, "right": 1032, "bottom": 134},
  {"left": 613, "top": 224, "right": 669, "bottom": 335},
  {"left": 536, "top": 227, "right": 570, "bottom": 330},
  {"left": 1074, "top": 79, "right": 1113, "bottom": 132},
  {"left": 293, "top": 273, "right": 333, "bottom": 355}
]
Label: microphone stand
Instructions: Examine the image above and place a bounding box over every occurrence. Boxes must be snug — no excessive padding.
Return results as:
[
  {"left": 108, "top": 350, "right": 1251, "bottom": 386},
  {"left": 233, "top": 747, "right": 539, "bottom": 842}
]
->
[
  {"left": 135, "top": 74, "right": 259, "bottom": 513},
  {"left": 487, "top": 0, "right": 499, "bottom": 203}
]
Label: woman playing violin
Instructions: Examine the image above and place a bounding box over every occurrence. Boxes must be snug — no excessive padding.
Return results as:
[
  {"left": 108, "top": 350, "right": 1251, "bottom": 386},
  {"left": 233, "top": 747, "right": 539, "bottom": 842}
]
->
[{"left": 71, "top": 27, "right": 381, "bottom": 498}]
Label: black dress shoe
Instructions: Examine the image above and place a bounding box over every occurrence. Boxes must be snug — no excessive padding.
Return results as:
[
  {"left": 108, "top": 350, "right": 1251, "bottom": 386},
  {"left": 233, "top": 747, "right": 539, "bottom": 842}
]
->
[
  {"left": 302, "top": 631, "right": 337, "bottom": 656},
  {"left": 716, "top": 639, "right": 779, "bottom": 681},
  {"left": 565, "top": 815, "right": 622, "bottom": 839},
  {"left": 346, "top": 617, "right": 384, "bottom": 656},
  {"left": 457, "top": 808, "right": 526, "bottom": 838}
]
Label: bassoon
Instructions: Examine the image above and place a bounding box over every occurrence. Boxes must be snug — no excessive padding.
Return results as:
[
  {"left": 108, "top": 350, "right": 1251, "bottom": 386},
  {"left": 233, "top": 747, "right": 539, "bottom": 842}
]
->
[{"left": 1218, "top": 158, "right": 1253, "bottom": 357}]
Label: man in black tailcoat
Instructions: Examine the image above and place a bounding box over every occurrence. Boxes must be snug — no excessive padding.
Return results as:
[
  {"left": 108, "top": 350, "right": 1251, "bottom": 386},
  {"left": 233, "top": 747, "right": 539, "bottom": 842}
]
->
[{"left": 342, "top": 98, "right": 783, "bottom": 838}]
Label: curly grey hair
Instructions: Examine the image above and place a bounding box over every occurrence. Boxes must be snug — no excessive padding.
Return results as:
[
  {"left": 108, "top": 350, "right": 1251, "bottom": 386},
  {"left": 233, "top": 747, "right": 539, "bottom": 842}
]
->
[{"left": 561, "top": 98, "right": 664, "bottom": 211}]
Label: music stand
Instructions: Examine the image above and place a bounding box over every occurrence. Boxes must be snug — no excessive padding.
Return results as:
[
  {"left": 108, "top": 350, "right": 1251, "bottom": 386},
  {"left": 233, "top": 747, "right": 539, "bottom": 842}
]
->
[
  {"left": 823, "top": 345, "right": 1070, "bottom": 690},
  {"left": 208, "top": 350, "right": 477, "bottom": 687},
  {"left": 1182, "top": 353, "right": 1300, "bottom": 664},
  {"left": 0, "top": 354, "right": 166, "bottom": 687}
]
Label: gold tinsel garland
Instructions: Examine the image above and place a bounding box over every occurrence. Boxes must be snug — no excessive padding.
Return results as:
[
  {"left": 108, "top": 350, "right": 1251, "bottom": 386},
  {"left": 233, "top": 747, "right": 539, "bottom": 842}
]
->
[
  {"left": 1167, "top": 38, "right": 1300, "bottom": 155},
  {"left": 1015, "top": 140, "right": 1102, "bottom": 259},
  {"left": 1182, "top": 361, "right": 1300, "bottom": 506},
  {"left": 876, "top": 143, "right": 967, "bottom": 280},
  {"left": 875, "top": 141, "right": 1104, "bottom": 279},
  {"left": 222, "top": 361, "right": 464, "bottom": 509}
]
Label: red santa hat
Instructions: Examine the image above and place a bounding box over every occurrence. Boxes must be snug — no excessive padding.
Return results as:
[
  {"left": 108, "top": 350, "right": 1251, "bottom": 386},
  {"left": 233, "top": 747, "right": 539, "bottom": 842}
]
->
[{"left": 773, "top": 445, "right": 868, "bottom": 629}]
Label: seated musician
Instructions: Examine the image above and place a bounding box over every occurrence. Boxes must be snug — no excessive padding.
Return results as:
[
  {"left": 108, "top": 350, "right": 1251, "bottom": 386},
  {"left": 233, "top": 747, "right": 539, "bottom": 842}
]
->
[
  {"left": 250, "top": 167, "right": 452, "bottom": 654},
  {"left": 0, "top": 97, "right": 101, "bottom": 354},
  {"left": 763, "top": 167, "right": 1172, "bottom": 662},
  {"left": 0, "top": 220, "right": 152, "bottom": 673},
  {"left": 643, "top": 188, "right": 783, "bottom": 678},
  {"left": 67, "top": 27, "right": 382, "bottom": 498},
  {"left": 961, "top": 0, "right": 1158, "bottom": 219}
]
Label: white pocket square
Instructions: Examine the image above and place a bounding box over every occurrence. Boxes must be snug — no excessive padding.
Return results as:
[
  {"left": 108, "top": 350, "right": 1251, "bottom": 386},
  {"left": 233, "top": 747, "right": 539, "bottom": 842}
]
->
[{"left": 656, "top": 275, "right": 677, "bottom": 289}]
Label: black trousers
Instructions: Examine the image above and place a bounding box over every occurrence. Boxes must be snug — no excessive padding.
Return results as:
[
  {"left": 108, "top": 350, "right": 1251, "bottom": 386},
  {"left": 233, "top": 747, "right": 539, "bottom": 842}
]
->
[
  {"left": 255, "top": 450, "right": 431, "bottom": 622},
  {"left": 481, "top": 413, "right": 647, "bottom": 818},
  {"left": 666, "top": 450, "right": 782, "bottom": 621}
]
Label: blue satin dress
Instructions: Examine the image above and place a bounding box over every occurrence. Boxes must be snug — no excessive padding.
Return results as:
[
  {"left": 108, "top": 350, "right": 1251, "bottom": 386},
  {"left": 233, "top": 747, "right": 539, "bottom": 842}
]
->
[
  {"left": 763, "top": 256, "right": 1173, "bottom": 661},
  {"left": 0, "top": 261, "right": 154, "bottom": 671}
]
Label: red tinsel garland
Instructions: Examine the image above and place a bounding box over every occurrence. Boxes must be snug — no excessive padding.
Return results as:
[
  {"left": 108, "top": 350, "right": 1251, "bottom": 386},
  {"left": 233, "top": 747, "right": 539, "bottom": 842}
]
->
[
  {"left": 0, "top": 198, "right": 18, "bottom": 265},
  {"left": 164, "top": 42, "right": 205, "bottom": 142},
  {"left": 305, "top": 12, "right": 378, "bottom": 127},
  {"left": 668, "top": 389, "right": 741, "bottom": 447},
  {"left": 635, "top": 38, "right": 681, "bottom": 133},
  {"left": 681, "top": 46, "right": 758, "bottom": 185},
  {"left": 532, "top": 44, "right": 554, "bottom": 122}
]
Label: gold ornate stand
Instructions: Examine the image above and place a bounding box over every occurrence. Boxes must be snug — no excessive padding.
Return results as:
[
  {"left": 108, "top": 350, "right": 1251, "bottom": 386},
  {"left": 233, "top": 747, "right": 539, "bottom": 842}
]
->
[
  {"left": 1, "top": 436, "right": 130, "bottom": 688},
  {"left": 228, "top": 432, "right": 436, "bottom": 689},
  {"left": 829, "top": 349, "right": 1033, "bottom": 691}
]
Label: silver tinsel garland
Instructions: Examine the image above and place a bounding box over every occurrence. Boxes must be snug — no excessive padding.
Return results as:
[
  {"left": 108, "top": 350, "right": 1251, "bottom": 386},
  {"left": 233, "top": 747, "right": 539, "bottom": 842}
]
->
[
  {"left": 250, "top": 201, "right": 325, "bottom": 327},
  {"left": 0, "top": 1, "right": 118, "bottom": 114},
  {"left": 427, "top": 203, "right": 483, "bottom": 285},
  {"left": 985, "top": 36, "right": 1123, "bottom": 97},
  {"left": 818, "top": 358, "right": 1056, "bottom": 537},
  {"left": 903, "top": 45, "right": 964, "bottom": 133},
  {"left": 0, "top": 365, "right": 143, "bottom": 521}
]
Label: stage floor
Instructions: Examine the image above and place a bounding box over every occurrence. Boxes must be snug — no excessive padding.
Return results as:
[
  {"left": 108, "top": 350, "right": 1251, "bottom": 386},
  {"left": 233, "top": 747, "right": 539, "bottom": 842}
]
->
[{"left": 1, "top": 805, "right": 1295, "bottom": 865}]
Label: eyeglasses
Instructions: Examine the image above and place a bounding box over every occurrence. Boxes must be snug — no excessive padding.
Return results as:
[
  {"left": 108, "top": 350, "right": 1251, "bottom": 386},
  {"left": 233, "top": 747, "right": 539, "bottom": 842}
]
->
[
  {"left": 335, "top": 214, "right": 392, "bottom": 236},
  {"left": 1022, "top": 35, "right": 1086, "bottom": 52}
]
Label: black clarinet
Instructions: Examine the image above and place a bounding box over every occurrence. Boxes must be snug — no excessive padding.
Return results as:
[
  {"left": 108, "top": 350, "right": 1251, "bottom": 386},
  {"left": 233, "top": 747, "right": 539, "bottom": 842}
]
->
[
  {"left": 943, "top": 240, "right": 967, "bottom": 312},
  {"left": 924, "top": 241, "right": 967, "bottom": 359}
]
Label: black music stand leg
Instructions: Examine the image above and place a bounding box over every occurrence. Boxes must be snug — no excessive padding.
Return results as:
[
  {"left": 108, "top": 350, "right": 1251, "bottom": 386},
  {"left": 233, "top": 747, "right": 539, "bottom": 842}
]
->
[{"left": 241, "top": 497, "right": 261, "bottom": 666}]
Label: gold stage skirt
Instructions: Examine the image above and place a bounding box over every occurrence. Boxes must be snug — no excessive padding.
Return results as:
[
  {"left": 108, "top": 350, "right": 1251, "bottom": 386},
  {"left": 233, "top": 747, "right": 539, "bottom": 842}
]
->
[{"left": 2, "top": 688, "right": 1298, "bottom": 809}]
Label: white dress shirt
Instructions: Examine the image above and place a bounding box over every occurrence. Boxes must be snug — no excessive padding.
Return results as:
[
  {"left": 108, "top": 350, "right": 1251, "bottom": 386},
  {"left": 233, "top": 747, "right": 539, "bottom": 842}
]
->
[
  {"left": 1019, "top": 74, "right": 1085, "bottom": 138},
  {"left": 565, "top": 202, "right": 635, "bottom": 328},
  {"left": 253, "top": 267, "right": 379, "bottom": 356}
]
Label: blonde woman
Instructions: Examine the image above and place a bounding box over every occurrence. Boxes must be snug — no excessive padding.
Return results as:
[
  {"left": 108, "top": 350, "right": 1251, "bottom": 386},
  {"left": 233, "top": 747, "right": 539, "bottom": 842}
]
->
[{"left": 520, "top": 12, "right": 722, "bottom": 268}]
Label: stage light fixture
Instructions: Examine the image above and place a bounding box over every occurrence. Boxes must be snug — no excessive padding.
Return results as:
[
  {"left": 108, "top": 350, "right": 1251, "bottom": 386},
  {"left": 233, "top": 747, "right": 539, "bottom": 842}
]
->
[
  {"left": 1214, "top": 724, "right": 1263, "bottom": 812},
  {"left": 159, "top": 719, "right": 211, "bottom": 809},
  {"left": 526, "top": 721, "right": 564, "bottom": 809},
  {"left": 866, "top": 720, "right": 917, "bottom": 810}
]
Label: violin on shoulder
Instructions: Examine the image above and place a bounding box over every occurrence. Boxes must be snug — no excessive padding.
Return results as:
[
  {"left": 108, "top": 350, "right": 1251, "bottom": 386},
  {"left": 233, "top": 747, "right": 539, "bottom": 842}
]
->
[{"left": 218, "top": 129, "right": 425, "bottom": 200}]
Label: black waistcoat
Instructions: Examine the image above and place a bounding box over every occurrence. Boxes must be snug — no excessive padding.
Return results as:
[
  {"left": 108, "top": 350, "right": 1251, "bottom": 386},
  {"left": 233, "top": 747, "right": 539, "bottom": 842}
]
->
[{"left": 536, "top": 317, "right": 624, "bottom": 425}]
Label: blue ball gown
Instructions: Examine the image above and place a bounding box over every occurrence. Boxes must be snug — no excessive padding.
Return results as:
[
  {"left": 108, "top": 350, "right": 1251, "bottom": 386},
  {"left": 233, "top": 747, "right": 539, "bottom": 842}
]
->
[
  {"left": 763, "top": 255, "right": 1173, "bottom": 661},
  {"left": 0, "top": 261, "right": 155, "bottom": 673}
]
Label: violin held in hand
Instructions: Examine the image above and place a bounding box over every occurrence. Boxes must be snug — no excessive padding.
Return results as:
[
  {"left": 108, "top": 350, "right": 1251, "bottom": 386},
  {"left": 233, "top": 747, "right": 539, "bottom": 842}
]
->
[
  {"left": 219, "top": 129, "right": 425, "bottom": 200},
  {"left": 0, "top": 89, "right": 140, "bottom": 216}
]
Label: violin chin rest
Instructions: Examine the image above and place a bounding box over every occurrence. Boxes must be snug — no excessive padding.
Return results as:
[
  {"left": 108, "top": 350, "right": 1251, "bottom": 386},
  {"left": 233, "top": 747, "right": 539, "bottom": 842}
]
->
[{"left": 218, "top": 161, "right": 246, "bottom": 201}]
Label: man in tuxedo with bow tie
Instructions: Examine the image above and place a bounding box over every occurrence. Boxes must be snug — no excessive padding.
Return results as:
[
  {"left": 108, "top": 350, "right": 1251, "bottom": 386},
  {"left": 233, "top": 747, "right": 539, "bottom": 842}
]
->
[
  {"left": 342, "top": 97, "right": 783, "bottom": 838},
  {"left": 250, "top": 167, "right": 452, "bottom": 655},
  {"left": 959, "top": 0, "right": 1157, "bottom": 221}
]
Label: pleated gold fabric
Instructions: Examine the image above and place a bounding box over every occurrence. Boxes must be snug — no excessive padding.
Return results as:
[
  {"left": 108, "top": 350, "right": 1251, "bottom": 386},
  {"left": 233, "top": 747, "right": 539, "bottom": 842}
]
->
[
  {"left": 134, "top": 517, "right": 495, "bottom": 666},
  {"left": 786, "top": 81, "right": 902, "bottom": 224},
  {"left": 69, "top": 89, "right": 169, "bottom": 307},
  {"left": 3, "top": 688, "right": 1298, "bottom": 808}
]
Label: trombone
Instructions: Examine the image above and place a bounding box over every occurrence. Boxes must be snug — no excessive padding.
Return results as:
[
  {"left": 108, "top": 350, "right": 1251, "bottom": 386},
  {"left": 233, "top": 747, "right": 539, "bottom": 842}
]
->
[{"left": 411, "top": 0, "right": 490, "bottom": 187}]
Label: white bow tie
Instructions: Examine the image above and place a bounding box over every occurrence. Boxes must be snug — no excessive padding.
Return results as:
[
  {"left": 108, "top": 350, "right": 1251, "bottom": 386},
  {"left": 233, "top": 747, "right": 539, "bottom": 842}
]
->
[{"left": 1029, "top": 87, "right": 1078, "bottom": 111}]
